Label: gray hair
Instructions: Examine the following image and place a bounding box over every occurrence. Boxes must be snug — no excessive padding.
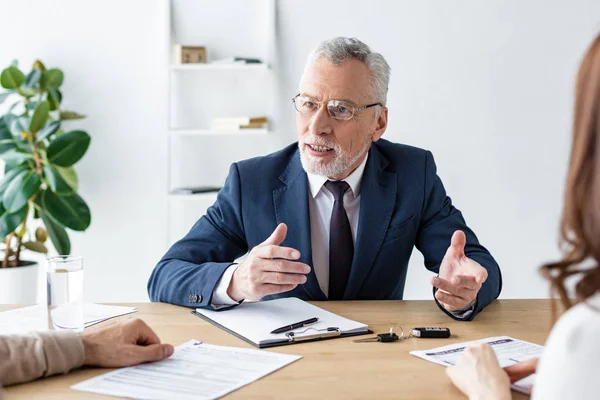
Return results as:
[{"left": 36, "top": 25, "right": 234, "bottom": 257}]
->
[{"left": 304, "top": 37, "right": 391, "bottom": 106}]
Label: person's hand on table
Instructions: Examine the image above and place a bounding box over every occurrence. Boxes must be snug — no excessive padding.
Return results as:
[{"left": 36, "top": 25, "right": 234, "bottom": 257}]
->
[
  {"left": 446, "top": 343, "right": 512, "bottom": 400},
  {"left": 81, "top": 318, "right": 174, "bottom": 367},
  {"left": 227, "top": 223, "right": 311, "bottom": 301}
]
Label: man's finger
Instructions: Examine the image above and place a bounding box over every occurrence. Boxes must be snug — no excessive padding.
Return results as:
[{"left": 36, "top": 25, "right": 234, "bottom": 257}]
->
[
  {"left": 435, "top": 290, "right": 469, "bottom": 310},
  {"left": 431, "top": 276, "right": 472, "bottom": 299},
  {"left": 131, "top": 319, "right": 161, "bottom": 346},
  {"left": 451, "top": 275, "right": 481, "bottom": 290},
  {"left": 256, "top": 244, "right": 301, "bottom": 261},
  {"left": 263, "top": 259, "right": 311, "bottom": 274},
  {"left": 131, "top": 344, "right": 174, "bottom": 365},
  {"left": 450, "top": 230, "right": 466, "bottom": 257},
  {"left": 260, "top": 271, "right": 308, "bottom": 285},
  {"left": 261, "top": 223, "right": 287, "bottom": 247},
  {"left": 259, "top": 283, "right": 298, "bottom": 298}
]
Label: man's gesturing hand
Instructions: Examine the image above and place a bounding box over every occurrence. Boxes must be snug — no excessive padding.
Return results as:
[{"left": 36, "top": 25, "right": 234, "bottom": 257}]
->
[
  {"left": 432, "top": 230, "right": 488, "bottom": 311},
  {"left": 227, "top": 223, "right": 311, "bottom": 301}
]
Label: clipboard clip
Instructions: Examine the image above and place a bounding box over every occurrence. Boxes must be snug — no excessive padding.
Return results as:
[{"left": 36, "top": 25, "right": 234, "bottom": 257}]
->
[{"left": 286, "top": 327, "right": 341, "bottom": 342}]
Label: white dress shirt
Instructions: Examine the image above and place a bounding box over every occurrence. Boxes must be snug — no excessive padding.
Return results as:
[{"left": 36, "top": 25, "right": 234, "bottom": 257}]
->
[{"left": 211, "top": 155, "right": 368, "bottom": 306}]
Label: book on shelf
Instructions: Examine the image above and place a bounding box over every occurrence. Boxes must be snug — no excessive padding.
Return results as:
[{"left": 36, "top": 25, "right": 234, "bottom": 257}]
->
[
  {"left": 211, "top": 57, "right": 263, "bottom": 65},
  {"left": 171, "top": 186, "right": 222, "bottom": 195}
]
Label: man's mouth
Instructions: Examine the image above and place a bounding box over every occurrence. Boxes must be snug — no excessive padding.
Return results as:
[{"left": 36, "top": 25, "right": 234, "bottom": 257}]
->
[{"left": 307, "top": 144, "right": 333, "bottom": 153}]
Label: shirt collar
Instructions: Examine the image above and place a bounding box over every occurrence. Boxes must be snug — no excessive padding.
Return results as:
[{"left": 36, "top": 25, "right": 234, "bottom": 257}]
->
[{"left": 307, "top": 152, "right": 369, "bottom": 199}]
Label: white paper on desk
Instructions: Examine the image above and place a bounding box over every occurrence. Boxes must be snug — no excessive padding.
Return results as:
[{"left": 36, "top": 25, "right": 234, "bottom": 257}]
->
[
  {"left": 71, "top": 339, "right": 302, "bottom": 400},
  {"left": 410, "top": 336, "right": 543, "bottom": 395},
  {"left": 0, "top": 304, "right": 137, "bottom": 334},
  {"left": 195, "top": 297, "right": 368, "bottom": 346}
]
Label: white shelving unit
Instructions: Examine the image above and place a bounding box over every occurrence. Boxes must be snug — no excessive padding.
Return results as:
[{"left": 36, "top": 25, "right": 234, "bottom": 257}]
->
[
  {"left": 169, "top": 128, "right": 269, "bottom": 137},
  {"left": 165, "top": 0, "right": 277, "bottom": 244},
  {"left": 169, "top": 63, "right": 270, "bottom": 71}
]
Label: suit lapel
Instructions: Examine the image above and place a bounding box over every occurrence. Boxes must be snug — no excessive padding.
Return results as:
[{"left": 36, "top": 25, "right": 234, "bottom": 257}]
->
[
  {"left": 344, "top": 145, "right": 397, "bottom": 299},
  {"left": 273, "top": 150, "right": 326, "bottom": 301}
]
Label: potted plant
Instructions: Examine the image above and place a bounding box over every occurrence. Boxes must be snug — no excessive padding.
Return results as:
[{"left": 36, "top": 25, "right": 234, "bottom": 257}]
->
[{"left": 0, "top": 60, "right": 91, "bottom": 303}]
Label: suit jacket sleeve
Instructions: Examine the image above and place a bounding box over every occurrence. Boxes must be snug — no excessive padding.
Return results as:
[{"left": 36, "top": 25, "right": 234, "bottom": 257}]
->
[
  {"left": 0, "top": 330, "right": 84, "bottom": 387},
  {"left": 415, "top": 151, "right": 502, "bottom": 321},
  {"left": 148, "top": 163, "right": 249, "bottom": 308}
]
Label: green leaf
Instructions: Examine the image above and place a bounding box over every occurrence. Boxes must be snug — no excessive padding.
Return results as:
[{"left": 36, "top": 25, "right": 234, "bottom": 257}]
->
[
  {"left": 47, "top": 87, "right": 62, "bottom": 111},
  {"left": 36, "top": 120, "right": 60, "bottom": 142},
  {"left": 0, "top": 167, "right": 26, "bottom": 195},
  {"left": 43, "top": 165, "right": 75, "bottom": 195},
  {"left": 0, "top": 204, "right": 27, "bottom": 239},
  {"left": 0, "top": 149, "right": 33, "bottom": 166},
  {"left": 30, "top": 101, "right": 50, "bottom": 133},
  {"left": 17, "top": 86, "right": 36, "bottom": 98},
  {"left": 41, "top": 211, "right": 70, "bottom": 254},
  {"left": 42, "top": 190, "right": 90, "bottom": 231},
  {"left": 25, "top": 101, "right": 39, "bottom": 111},
  {"left": 0, "top": 117, "right": 17, "bottom": 154},
  {"left": 0, "top": 66, "right": 25, "bottom": 89},
  {"left": 56, "top": 166, "right": 77, "bottom": 192},
  {"left": 59, "top": 111, "right": 86, "bottom": 120},
  {"left": 47, "top": 130, "right": 91, "bottom": 167},
  {"left": 44, "top": 69, "right": 63, "bottom": 89},
  {"left": 23, "top": 69, "right": 42, "bottom": 89},
  {"left": 23, "top": 241, "right": 48, "bottom": 253},
  {"left": 10, "top": 117, "right": 29, "bottom": 137},
  {"left": 3, "top": 170, "right": 41, "bottom": 212}
]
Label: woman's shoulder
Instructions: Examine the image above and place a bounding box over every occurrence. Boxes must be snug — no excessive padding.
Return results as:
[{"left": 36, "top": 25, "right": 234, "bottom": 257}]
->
[
  {"left": 532, "top": 293, "right": 600, "bottom": 399},
  {"left": 549, "top": 292, "right": 600, "bottom": 344}
]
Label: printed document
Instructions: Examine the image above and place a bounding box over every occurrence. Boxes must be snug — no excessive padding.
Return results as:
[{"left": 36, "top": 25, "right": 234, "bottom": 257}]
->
[
  {"left": 72, "top": 339, "right": 302, "bottom": 400},
  {"left": 410, "top": 336, "right": 543, "bottom": 394}
]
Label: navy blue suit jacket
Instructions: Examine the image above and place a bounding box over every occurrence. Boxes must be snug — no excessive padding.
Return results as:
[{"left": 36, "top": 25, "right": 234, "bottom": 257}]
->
[{"left": 148, "top": 139, "right": 502, "bottom": 320}]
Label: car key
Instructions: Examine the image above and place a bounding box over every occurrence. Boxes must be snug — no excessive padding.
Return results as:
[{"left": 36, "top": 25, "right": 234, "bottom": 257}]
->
[
  {"left": 354, "top": 327, "right": 399, "bottom": 343},
  {"left": 410, "top": 327, "right": 451, "bottom": 338}
]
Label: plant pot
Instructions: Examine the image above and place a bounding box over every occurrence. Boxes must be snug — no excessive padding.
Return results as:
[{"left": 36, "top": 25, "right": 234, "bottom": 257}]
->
[{"left": 0, "top": 261, "right": 39, "bottom": 304}]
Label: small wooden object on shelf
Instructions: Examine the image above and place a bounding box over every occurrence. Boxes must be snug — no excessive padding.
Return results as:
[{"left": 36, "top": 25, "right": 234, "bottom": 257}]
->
[{"left": 175, "top": 45, "right": 207, "bottom": 64}]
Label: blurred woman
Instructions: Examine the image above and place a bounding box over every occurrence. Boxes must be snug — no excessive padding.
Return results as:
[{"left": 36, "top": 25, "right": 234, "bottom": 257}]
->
[{"left": 447, "top": 32, "right": 600, "bottom": 400}]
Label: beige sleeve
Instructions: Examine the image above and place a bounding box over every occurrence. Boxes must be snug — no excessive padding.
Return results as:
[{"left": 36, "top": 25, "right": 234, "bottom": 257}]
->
[{"left": 0, "top": 330, "right": 84, "bottom": 387}]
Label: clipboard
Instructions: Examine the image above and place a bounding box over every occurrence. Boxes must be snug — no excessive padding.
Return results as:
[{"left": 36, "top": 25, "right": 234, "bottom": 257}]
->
[
  {"left": 191, "top": 297, "right": 372, "bottom": 349},
  {"left": 192, "top": 311, "right": 372, "bottom": 348}
]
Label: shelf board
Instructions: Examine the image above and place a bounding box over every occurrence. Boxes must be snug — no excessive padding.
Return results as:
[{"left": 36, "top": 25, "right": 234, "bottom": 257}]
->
[
  {"left": 168, "top": 192, "right": 219, "bottom": 200},
  {"left": 169, "top": 63, "right": 269, "bottom": 71},
  {"left": 169, "top": 128, "right": 269, "bottom": 136}
]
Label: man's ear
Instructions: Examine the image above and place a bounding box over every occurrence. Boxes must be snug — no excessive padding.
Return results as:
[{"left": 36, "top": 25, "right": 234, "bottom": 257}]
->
[{"left": 371, "top": 107, "right": 388, "bottom": 142}]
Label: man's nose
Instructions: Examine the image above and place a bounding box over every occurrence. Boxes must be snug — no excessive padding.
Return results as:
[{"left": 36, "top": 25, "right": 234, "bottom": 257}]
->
[{"left": 308, "top": 104, "right": 332, "bottom": 136}]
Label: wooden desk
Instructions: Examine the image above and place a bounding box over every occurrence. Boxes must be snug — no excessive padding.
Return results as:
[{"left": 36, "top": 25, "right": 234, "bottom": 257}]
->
[{"left": 3, "top": 300, "right": 550, "bottom": 399}]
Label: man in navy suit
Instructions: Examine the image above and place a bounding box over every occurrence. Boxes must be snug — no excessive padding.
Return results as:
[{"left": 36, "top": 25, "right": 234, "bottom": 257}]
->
[{"left": 148, "top": 37, "right": 501, "bottom": 321}]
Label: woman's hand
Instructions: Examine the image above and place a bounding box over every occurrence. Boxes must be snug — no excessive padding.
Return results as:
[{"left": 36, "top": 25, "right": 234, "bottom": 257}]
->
[
  {"left": 446, "top": 343, "right": 512, "bottom": 400},
  {"left": 504, "top": 357, "right": 538, "bottom": 394}
]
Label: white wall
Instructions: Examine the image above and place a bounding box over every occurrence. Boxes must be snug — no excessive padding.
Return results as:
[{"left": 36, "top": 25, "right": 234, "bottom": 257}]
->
[
  {"left": 0, "top": 0, "right": 169, "bottom": 302},
  {"left": 1, "top": 0, "right": 599, "bottom": 302}
]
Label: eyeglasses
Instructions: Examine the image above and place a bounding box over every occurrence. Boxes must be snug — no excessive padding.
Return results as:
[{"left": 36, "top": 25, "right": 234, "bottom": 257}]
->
[{"left": 292, "top": 94, "right": 382, "bottom": 121}]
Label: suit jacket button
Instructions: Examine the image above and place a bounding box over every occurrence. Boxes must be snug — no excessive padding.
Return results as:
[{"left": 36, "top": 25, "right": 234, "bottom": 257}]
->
[
  {"left": 189, "top": 294, "right": 197, "bottom": 303},
  {"left": 196, "top": 295, "right": 202, "bottom": 303}
]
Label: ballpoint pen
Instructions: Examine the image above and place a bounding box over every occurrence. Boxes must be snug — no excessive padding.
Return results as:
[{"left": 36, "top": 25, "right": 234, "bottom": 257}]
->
[{"left": 270, "top": 317, "right": 319, "bottom": 334}]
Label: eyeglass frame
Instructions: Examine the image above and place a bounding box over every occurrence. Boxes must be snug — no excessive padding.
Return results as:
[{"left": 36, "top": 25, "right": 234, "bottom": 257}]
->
[{"left": 291, "top": 93, "right": 383, "bottom": 120}]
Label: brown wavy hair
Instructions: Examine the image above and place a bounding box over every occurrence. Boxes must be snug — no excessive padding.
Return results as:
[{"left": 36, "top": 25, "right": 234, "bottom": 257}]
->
[{"left": 541, "top": 33, "right": 600, "bottom": 315}]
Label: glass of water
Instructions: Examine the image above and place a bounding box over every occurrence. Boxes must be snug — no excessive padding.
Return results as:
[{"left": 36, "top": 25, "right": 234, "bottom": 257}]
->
[{"left": 46, "top": 255, "right": 84, "bottom": 331}]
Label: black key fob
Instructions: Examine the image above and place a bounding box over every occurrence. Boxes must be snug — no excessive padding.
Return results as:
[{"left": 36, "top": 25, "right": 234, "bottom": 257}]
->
[
  {"left": 411, "top": 327, "right": 451, "bottom": 338},
  {"left": 377, "top": 333, "right": 399, "bottom": 342}
]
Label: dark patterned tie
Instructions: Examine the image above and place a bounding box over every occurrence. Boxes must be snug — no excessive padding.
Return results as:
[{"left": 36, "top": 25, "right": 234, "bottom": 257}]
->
[{"left": 324, "top": 180, "right": 354, "bottom": 300}]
